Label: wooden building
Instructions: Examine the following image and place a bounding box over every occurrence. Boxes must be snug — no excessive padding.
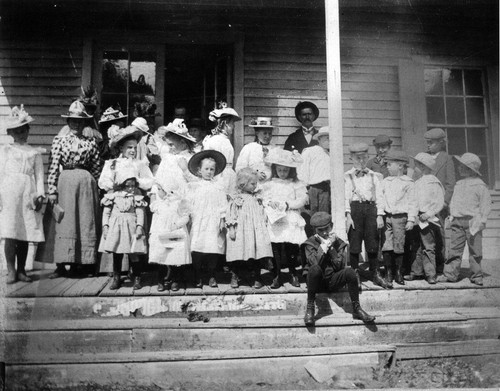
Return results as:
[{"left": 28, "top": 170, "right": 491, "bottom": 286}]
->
[{"left": 1, "top": 0, "right": 498, "bottom": 256}]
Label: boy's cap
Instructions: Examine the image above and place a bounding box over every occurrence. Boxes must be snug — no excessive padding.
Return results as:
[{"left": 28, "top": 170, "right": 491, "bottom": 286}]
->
[
  {"left": 310, "top": 212, "right": 332, "bottom": 229},
  {"left": 411, "top": 152, "right": 436, "bottom": 171},
  {"left": 313, "top": 126, "right": 329, "bottom": 140},
  {"left": 385, "top": 150, "right": 409, "bottom": 163},
  {"left": 454, "top": 153, "right": 482, "bottom": 176},
  {"left": 373, "top": 134, "right": 392, "bottom": 146},
  {"left": 348, "top": 142, "right": 369, "bottom": 153},
  {"left": 424, "top": 128, "right": 446, "bottom": 140}
]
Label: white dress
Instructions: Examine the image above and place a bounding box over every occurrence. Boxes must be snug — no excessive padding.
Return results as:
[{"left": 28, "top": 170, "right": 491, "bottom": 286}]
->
[
  {"left": 98, "top": 157, "right": 154, "bottom": 192},
  {"left": 261, "top": 178, "right": 308, "bottom": 245},
  {"left": 0, "top": 144, "right": 45, "bottom": 242},
  {"left": 153, "top": 150, "right": 195, "bottom": 195},
  {"left": 235, "top": 142, "right": 276, "bottom": 182},
  {"left": 187, "top": 180, "right": 228, "bottom": 254},
  {"left": 149, "top": 192, "right": 191, "bottom": 266},
  {"left": 203, "top": 133, "right": 237, "bottom": 195}
]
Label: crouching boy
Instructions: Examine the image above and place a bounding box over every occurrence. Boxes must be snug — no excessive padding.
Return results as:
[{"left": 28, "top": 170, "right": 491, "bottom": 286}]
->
[
  {"left": 438, "top": 153, "right": 491, "bottom": 285},
  {"left": 301, "top": 212, "right": 375, "bottom": 326}
]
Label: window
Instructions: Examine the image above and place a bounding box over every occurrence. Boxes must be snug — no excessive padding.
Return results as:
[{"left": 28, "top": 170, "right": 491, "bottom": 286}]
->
[
  {"left": 425, "top": 67, "right": 489, "bottom": 178},
  {"left": 101, "top": 51, "right": 156, "bottom": 119}
]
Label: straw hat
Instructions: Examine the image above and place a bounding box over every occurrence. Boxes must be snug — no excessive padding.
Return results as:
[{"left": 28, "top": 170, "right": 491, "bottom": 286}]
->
[
  {"left": 131, "top": 117, "right": 149, "bottom": 133},
  {"left": 188, "top": 150, "right": 226, "bottom": 177},
  {"left": 411, "top": 152, "right": 436, "bottom": 171},
  {"left": 99, "top": 106, "right": 127, "bottom": 123},
  {"left": 295, "top": 101, "right": 319, "bottom": 122},
  {"left": 454, "top": 153, "right": 482, "bottom": 176},
  {"left": 1, "top": 105, "right": 34, "bottom": 133},
  {"left": 208, "top": 102, "right": 241, "bottom": 122},
  {"left": 264, "top": 148, "right": 303, "bottom": 168},
  {"left": 108, "top": 125, "right": 143, "bottom": 149},
  {"left": 61, "top": 101, "right": 91, "bottom": 119},
  {"left": 313, "top": 126, "right": 329, "bottom": 140},
  {"left": 249, "top": 117, "right": 274, "bottom": 129},
  {"left": 164, "top": 119, "right": 196, "bottom": 143}
]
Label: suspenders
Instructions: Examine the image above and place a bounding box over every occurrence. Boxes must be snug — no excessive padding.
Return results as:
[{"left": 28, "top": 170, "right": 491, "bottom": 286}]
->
[{"left": 349, "top": 172, "right": 375, "bottom": 202}]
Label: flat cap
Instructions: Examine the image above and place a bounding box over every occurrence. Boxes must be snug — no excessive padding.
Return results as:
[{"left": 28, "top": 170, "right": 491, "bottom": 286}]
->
[
  {"left": 424, "top": 128, "right": 446, "bottom": 140},
  {"left": 373, "top": 134, "right": 393, "bottom": 145},
  {"left": 310, "top": 212, "right": 332, "bottom": 229},
  {"left": 348, "top": 142, "right": 369, "bottom": 153},
  {"left": 385, "top": 150, "right": 409, "bottom": 163}
]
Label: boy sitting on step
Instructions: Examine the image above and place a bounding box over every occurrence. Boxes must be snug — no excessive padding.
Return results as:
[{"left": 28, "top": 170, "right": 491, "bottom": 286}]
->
[{"left": 301, "top": 212, "right": 375, "bottom": 327}]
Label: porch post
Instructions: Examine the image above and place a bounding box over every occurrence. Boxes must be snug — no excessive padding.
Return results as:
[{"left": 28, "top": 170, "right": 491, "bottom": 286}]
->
[{"left": 324, "top": 0, "right": 346, "bottom": 241}]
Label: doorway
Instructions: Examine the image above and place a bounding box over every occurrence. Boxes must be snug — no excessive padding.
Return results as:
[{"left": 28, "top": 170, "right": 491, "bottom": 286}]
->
[{"left": 163, "top": 44, "right": 233, "bottom": 125}]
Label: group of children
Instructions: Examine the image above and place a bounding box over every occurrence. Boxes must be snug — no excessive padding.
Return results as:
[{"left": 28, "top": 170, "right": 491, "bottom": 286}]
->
[{"left": 0, "top": 103, "right": 492, "bottom": 304}]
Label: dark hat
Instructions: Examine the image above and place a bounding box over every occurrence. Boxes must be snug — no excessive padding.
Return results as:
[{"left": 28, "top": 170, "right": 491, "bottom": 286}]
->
[
  {"left": 348, "top": 142, "right": 369, "bottom": 154},
  {"left": 424, "top": 128, "right": 446, "bottom": 140},
  {"left": 189, "top": 118, "right": 205, "bottom": 129},
  {"left": 188, "top": 150, "right": 227, "bottom": 177},
  {"left": 310, "top": 212, "right": 332, "bottom": 229},
  {"left": 385, "top": 150, "right": 409, "bottom": 164},
  {"left": 373, "top": 134, "right": 393, "bottom": 146},
  {"left": 295, "top": 101, "right": 319, "bottom": 122}
]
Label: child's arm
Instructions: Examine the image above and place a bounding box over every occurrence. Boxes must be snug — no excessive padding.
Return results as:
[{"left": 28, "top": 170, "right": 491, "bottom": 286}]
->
[
  {"left": 288, "top": 181, "right": 308, "bottom": 210},
  {"left": 374, "top": 175, "right": 385, "bottom": 229},
  {"left": 33, "top": 152, "right": 46, "bottom": 211},
  {"left": 420, "top": 181, "right": 445, "bottom": 221},
  {"left": 135, "top": 206, "right": 145, "bottom": 239},
  {"left": 476, "top": 185, "right": 492, "bottom": 230},
  {"left": 137, "top": 161, "right": 155, "bottom": 191},
  {"left": 225, "top": 196, "right": 240, "bottom": 241},
  {"left": 405, "top": 182, "right": 417, "bottom": 231},
  {"left": 102, "top": 205, "right": 112, "bottom": 240}
]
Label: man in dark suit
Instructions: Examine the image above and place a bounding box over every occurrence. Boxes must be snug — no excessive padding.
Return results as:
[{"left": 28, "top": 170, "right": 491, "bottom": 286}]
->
[
  {"left": 301, "top": 212, "right": 375, "bottom": 326},
  {"left": 424, "top": 128, "right": 456, "bottom": 274},
  {"left": 284, "top": 101, "right": 320, "bottom": 153}
]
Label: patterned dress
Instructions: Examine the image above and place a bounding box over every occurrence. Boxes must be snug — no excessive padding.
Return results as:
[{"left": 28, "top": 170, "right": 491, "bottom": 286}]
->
[
  {"left": 225, "top": 192, "right": 273, "bottom": 262},
  {"left": 0, "top": 144, "right": 45, "bottom": 242},
  {"left": 45, "top": 133, "right": 101, "bottom": 264}
]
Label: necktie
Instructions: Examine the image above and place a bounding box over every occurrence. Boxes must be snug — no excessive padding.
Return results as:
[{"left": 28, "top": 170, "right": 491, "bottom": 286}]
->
[
  {"left": 355, "top": 168, "right": 369, "bottom": 177},
  {"left": 262, "top": 145, "right": 269, "bottom": 158}
]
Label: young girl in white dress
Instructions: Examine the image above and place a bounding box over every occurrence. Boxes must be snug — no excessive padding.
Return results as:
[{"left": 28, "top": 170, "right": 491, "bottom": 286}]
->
[
  {"left": 149, "top": 181, "right": 191, "bottom": 292},
  {"left": 99, "top": 169, "right": 148, "bottom": 290},
  {"left": 0, "top": 106, "right": 45, "bottom": 284},
  {"left": 187, "top": 150, "right": 228, "bottom": 288},
  {"left": 261, "top": 148, "right": 308, "bottom": 288},
  {"left": 226, "top": 168, "right": 273, "bottom": 289},
  {"left": 235, "top": 117, "right": 276, "bottom": 183}
]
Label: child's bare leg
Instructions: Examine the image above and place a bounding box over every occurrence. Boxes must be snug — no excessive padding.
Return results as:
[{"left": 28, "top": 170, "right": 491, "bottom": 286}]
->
[
  {"left": 16, "top": 241, "right": 32, "bottom": 282},
  {"left": 4, "top": 238, "right": 18, "bottom": 284}
]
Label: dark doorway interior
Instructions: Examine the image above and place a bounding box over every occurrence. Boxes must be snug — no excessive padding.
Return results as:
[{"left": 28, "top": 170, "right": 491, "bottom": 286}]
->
[{"left": 164, "top": 44, "right": 232, "bottom": 126}]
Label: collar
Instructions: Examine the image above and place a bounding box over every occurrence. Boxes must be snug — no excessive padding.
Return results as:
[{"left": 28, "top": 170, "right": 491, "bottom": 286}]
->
[
  {"left": 385, "top": 175, "right": 413, "bottom": 182},
  {"left": 302, "top": 126, "right": 315, "bottom": 135}
]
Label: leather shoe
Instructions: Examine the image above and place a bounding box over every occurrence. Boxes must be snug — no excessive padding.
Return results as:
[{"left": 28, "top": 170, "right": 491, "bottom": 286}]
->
[
  {"left": 291, "top": 275, "right": 300, "bottom": 287},
  {"left": 133, "top": 276, "right": 142, "bottom": 290},
  {"left": 7, "top": 270, "right": 17, "bottom": 284},
  {"left": 171, "top": 282, "right": 180, "bottom": 291},
  {"left": 157, "top": 281, "right": 166, "bottom": 292},
  {"left": 373, "top": 271, "right": 391, "bottom": 289},
  {"left": 209, "top": 277, "right": 218, "bottom": 288},
  {"left": 17, "top": 272, "right": 32, "bottom": 283},
  {"left": 49, "top": 265, "right": 66, "bottom": 279},
  {"left": 405, "top": 274, "right": 424, "bottom": 281},
  {"left": 426, "top": 276, "right": 437, "bottom": 285},
  {"left": 195, "top": 279, "right": 203, "bottom": 288},
  {"left": 353, "top": 305, "right": 376, "bottom": 323},
  {"left": 230, "top": 273, "right": 239, "bottom": 288},
  {"left": 304, "top": 302, "right": 315, "bottom": 326},
  {"left": 110, "top": 275, "right": 121, "bottom": 290},
  {"left": 270, "top": 276, "right": 280, "bottom": 289},
  {"left": 394, "top": 268, "right": 405, "bottom": 285},
  {"left": 253, "top": 279, "right": 264, "bottom": 289}
]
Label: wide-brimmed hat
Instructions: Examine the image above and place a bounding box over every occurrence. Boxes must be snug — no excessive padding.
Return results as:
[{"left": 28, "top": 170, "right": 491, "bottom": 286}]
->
[
  {"left": 373, "top": 134, "right": 393, "bottom": 146},
  {"left": 208, "top": 107, "right": 241, "bottom": 122},
  {"left": 385, "top": 150, "right": 409, "bottom": 164},
  {"left": 411, "top": 152, "right": 436, "bottom": 171},
  {"left": 99, "top": 106, "right": 128, "bottom": 123},
  {"left": 313, "top": 126, "right": 329, "bottom": 140},
  {"left": 108, "top": 125, "right": 143, "bottom": 149},
  {"left": 164, "top": 119, "right": 196, "bottom": 143},
  {"left": 188, "top": 150, "right": 226, "bottom": 177},
  {"left": 115, "top": 167, "right": 138, "bottom": 187},
  {"left": 249, "top": 117, "right": 274, "bottom": 129},
  {"left": 264, "top": 148, "right": 303, "bottom": 168},
  {"left": 131, "top": 117, "right": 149, "bottom": 133},
  {"left": 295, "top": 101, "right": 319, "bottom": 122},
  {"left": 61, "top": 101, "right": 91, "bottom": 119},
  {"left": 1, "top": 105, "right": 34, "bottom": 133},
  {"left": 454, "top": 153, "right": 482, "bottom": 176}
]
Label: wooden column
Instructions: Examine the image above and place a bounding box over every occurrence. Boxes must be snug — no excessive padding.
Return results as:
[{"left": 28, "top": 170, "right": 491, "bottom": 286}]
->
[{"left": 324, "top": 0, "right": 346, "bottom": 240}]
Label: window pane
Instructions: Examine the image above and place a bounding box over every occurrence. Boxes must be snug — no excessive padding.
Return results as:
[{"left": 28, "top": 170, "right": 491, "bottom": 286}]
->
[
  {"left": 446, "top": 127, "right": 466, "bottom": 155},
  {"left": 446, "top": 97, "right": 465, "bottom": 124},
  {"left": 101, "top": 93, "right": 128, "bottom": 116},
  {"left": 467, "top": 128, "right": 487, "bottom": 155},
  {"left": 424, "top": 69, "right": 443, "bottom": 95},
  {"left": 466, "top": 98, "right": 485, "bottom": 124},
  {"left": 444, "top": 69, "right": 463, "bottom": 95},
  {"left": 102, "top": 51, "right": 128, "bottom": 94},
  {"left": 426, "top": 97, "right": 445, "bottom": 124},
  {"left": 129, "top": 52, "right": 156, "bottom": 95},
  {"left": 464, "top": 69, "right": 483, "bottom": 96}
]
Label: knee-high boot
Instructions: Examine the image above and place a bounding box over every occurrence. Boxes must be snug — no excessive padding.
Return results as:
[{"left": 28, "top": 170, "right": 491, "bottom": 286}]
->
[{"left": 369, "top": 253, "right": 390, "bottom": 289}]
